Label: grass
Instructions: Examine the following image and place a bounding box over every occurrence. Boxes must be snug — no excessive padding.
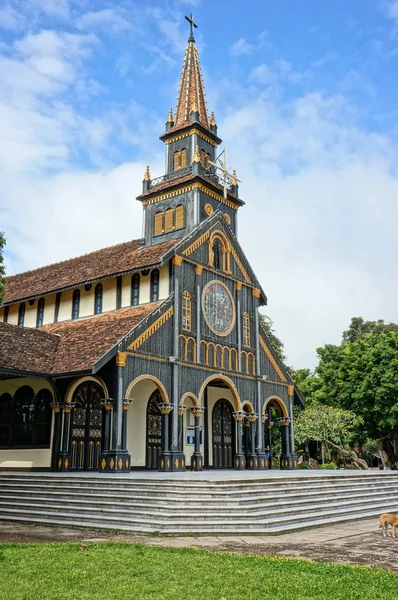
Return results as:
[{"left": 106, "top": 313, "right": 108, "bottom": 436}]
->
[{"left": 0, "top": 542, "right": 397, "bottom": 600}]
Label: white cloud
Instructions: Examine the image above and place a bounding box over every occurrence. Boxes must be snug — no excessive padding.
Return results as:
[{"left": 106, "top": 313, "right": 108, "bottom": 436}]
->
[
  {"left": 29, "top": 0, "right": 70, "bottom": 19},
  {"left": 230, "top": 38, "right": 254, "bottom": 57},
  {"left": 248, "top": 64, "right": 272, "bottom": 84},
  {"left": 0, "top": 4, "right": 26, "bottom": 30},
  {"left": 76, "top": 9, "right": 133, "bottom": 34},
  {"left": 388, "top": 1, "right": 398, "bottom": 20}
]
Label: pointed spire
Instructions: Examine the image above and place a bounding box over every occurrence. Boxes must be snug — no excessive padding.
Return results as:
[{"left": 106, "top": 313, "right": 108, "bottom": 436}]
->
[
  {"left": 210, "top": 111, "right": 216, "bottom": 127},
  {"left": 143, "top": 165, "right": 151, "bottom": 182},
  {"left": 231, "top": 169, "right": 238, "bottom": 185},
  {"left": 166, "top": 107, "right": 173, "bottom": 123},
  {"left": 174, "top": 16, "right": 209, "bottom": 130}
]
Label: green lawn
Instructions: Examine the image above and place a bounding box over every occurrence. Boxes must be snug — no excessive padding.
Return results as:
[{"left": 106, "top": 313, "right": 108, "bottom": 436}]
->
[{"left": 0, "top": 542, "right": 397, "bottom": 600}]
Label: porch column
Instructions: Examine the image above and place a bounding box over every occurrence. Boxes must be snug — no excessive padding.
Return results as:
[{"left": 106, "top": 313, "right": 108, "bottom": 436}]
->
[
  {"left": 246, "top": 414, "right": 259, "bottom": 469},
  {"left": 266, "top": 418, "right": 273, "bottom": 469},
  {"left": 233, "top": 411, "right": 246, "bottom": 470},
  {"left": 288, "top": 385, "right": 298, "bottom": 469},
  {"left": 280, "top": 417, "right": 294, "bottom": 470},
  {"left": 178, "top": 405, "right": 186, "bottom": 454},
  {"left": 50, "top": 401, "right": 63, "bottom": 471},
  {"left": 256, "top": 381, "right": 267, "bottom": 469},
  {"left": 261, "top": 414, "right": 270, "bottom": 469},
  {"left": 104, "top": 352, "right": 131, "bottom": 473},
  {"left": 191, "top": 407, "right": 205, "bottom": 471},
  {"left": 57, "top": 403, "right": 74, "bottom": 471},
  {"left": 159, "top": 403, "right": 173, "bottom": 471},
  {"left": 122, "top": 399, "right": 132, "bottom": 452}
]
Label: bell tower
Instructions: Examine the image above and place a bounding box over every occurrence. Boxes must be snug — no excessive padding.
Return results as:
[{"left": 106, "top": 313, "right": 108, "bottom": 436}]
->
[{"left": 137, "top": 14, "right": 244, "bottom": 246}]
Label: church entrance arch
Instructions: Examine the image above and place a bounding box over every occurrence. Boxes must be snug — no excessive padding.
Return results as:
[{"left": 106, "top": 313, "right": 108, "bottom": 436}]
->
[
  {"left": 212, "top": 399, "right": 234, "bottom": 468},
  {"left": 69, "top": 380, "right": 105, "bottom": 471},
  {"left": 146, "top": 390, "right": 163, "bottom": 469},
  {"left": 263, "top": 396, "right": 290, "bottom": 470},
  {"left": 125, "top": 375, "right": 170, "bottom": 469}
]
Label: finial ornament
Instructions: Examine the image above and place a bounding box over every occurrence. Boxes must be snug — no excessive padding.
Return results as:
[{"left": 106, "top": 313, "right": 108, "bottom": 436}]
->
[
  {"left": 185, "top": 13, "right": 198, "bottom": 42},
  {"left": 192, "top": 144, "right": 201, "bottom": 163},
  {"left": 210, "top": 111, "right": 216, "bottom": 126},
  {"left": 166, "top": 107, "right": 173, "bottom": 122},
  {"left": 143, "top": 165, "right": 151, "bottom": 181},
  {"left": 232, "top": 169, "right": 238, "bottom": 185}
]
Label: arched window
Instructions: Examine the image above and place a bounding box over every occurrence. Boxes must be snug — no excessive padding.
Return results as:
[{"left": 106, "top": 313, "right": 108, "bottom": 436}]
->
[
  {"left": 34, "top": 389, "right": 52, "bottom": 446},
  {"left": 164, "top": 208, "right": 175, "bottom": 231},
  {"left": 131, "top": 273, "right": 140, "bottom": 306},
  {"left": 201, "top": 150, "right": 211, "bottom": 169},
  {"left": 72, "top": 289, "right": 80, "bottom": 320},
  {"left": 18, "top": 303, "right": 25, "bottom": 327},
  {"left": 175, "top": 205, "right": 185, "bottom": 229},
  {"left": 173, "top": 149, "right": 187, "bottom": 171},
  {"left": 0, "top": 393, "right": 12, "bottom": 447},
  {"left": 36, "top": 298, "right": 45, "bottom": 328},
  {"left": 243, "top": 312, "right": 251, "bottom": 347},
  {"left": 94, "top": 283, "right": 103, "bottom": 315},
  {"left": 12, "top": 386, "right": 35, "bottom": 447},
  {"left": 150, "top": 269, "right": 160, "bottom": 302},
  {"left": 212, "top": 240, "right": 223, "bottom": 270},
  {"left": 154, "top": 212, "right": 164, "bottom": 236},
  {"left": 182, "top": 291, "right": 192, "bottom": 331}
]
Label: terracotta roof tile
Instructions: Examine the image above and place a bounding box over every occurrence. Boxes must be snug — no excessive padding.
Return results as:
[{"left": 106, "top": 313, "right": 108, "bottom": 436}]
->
[
  {"left": 5, "top": 238, "right": 177, "bottom": 304},
  {"left": 0, "top": 303, "right": 160, "bottom": 376},
  {"left": 43, "top": 303, "right": 160, "bottom": 374},
  {"left": 0, "top": 322, "right": 59, "bottom": 374}
]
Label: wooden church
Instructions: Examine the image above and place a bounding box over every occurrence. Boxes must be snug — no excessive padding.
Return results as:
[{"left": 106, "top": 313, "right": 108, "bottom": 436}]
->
[{"left": 0, "top": 16, "right": 302, "bottom": 473}]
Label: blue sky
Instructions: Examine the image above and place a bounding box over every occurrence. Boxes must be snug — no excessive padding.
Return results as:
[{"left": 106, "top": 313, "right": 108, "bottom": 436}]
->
[{"left": 1, "top": 0, "right": 398, "bottom": 369}]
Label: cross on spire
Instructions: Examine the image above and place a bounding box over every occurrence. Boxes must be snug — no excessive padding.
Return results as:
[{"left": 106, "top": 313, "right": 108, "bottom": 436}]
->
[{"left": 185, "top": 13, "right": 198, "bottom": 42}]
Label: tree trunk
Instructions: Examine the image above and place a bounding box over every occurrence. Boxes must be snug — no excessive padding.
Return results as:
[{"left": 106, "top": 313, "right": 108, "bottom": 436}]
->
[
  {"left": 321, "top": 442, "right": 325, "bottom": 465},
  {"left": 381, "top": 437, "right": 398, "bottom": 469},
  {"left": 325, "top": 440, "right": 368, "bottom": 470}
]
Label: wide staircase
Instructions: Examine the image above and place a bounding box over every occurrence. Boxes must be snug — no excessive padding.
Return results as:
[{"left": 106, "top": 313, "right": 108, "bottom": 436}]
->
[{"left": 0, "top": 472, "right": 397, "bottom": 534}]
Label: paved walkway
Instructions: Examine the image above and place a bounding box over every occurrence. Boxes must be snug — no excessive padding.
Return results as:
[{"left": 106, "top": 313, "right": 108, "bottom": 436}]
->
[{"left": 1, "top": 519, "right": 397, "bottom": 571}]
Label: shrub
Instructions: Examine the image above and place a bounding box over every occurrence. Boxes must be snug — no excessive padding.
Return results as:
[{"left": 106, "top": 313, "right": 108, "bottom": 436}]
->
[
  {"left": 273, "top": 458, "right": 280, "bottom": 469},
  {"left": 298, "top": 461, "right": 310, "bottom": 469},
  {"left": 320, "top": 462, "right": 337, "bottom": 470}
]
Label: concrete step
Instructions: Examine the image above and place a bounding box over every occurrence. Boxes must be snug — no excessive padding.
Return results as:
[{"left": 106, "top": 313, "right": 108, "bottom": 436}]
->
[
  {"left": 0, "top": 499, "right": 395, "bottom": 532},
  {"left": 1, "top": 487, "right": 398, "bottom": 512},
  {"left": 0, "top": 491, "right": 396, "bottom": 521}
]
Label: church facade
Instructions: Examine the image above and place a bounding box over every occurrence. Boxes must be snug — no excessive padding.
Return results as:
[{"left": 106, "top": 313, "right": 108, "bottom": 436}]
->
[{"left": 0, "top": 19, "right": 302, "bottom": 473}]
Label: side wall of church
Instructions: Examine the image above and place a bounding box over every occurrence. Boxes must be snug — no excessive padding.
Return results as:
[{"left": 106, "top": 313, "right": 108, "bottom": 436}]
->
[
  {"left": 0, "top": 264, "right": 171, "bottom": 327},
  {"left": 0, "top": 377, "right": 55, "bottom": 469}
]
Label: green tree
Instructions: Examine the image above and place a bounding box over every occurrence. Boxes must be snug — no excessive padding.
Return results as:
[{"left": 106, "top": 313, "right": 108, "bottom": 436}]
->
[
  {"left": 258, "top": 313, "right": 285, "bottom": 361},
  {"left": 343, "top": 316, "right": 398, "bottom": 343},
  {"left": 315, "top": 328, "right": 398, "bottom": 466},
  {"left": 294, "top": 404, "right": 362, "bottom": 464},
  {"left": 0, "top": 232, "right": 5, "bottom": 306}
]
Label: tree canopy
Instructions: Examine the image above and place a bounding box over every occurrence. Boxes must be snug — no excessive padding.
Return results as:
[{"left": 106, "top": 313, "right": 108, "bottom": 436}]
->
[
  {"left": 258, "top": 313, "right": 286, "bottom": 362},
  {"left": 297, "top": 317, "right": 398, "bottom": 465},
  {"left": 0, "top": 232, "right": 5, "bottom": 306}
]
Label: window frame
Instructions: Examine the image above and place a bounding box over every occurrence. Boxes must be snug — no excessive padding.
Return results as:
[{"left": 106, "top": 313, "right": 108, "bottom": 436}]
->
[
  {"left": 94, "top": 283, "right": 103, "bottom": 315},
  {"left": 182, "top": 290, "right": 192, "bottom": 332}
]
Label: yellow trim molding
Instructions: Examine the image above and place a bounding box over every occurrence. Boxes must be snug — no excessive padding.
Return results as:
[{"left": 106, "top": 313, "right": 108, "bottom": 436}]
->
[
  {"left": 164, "top": 128, "right": 218, "bottom": 147},
  {"left": 259, "top": 336, "right": 287, "bottom": 382},
  {"left": 128, "top": 307, "right": 174, "bottom": 351}
]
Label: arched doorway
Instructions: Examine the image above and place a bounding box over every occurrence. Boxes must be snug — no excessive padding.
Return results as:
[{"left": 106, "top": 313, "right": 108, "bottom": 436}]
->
[
  {"left": 212, "top": 399, "right": 234, "bottom": 468},
  {"left": 263, "top": 396, "right": 291, "bottom": 470},
  {"left": 70, "top": 381, "right": 104, "bottom": 471},
  {"left": 146, "top": 390, "right": 162, "bottom": 469}
]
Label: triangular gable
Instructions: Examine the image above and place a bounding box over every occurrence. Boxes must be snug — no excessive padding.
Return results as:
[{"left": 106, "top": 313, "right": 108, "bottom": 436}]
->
[{"left": 172, "top": 212, "right": 267, "bottom": 304}]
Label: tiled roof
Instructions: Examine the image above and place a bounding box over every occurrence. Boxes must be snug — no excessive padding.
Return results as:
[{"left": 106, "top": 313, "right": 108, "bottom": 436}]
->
[
  {"left": 43, "top": 303, "right": 160, "bottom": 374},
  {"left": 0, "top": 321, "right": 59, "bottom": 374},
  {"left": 5, "top": 238, "right": 177, "bottom": 305},
  {"left": 0, "top": 303, "right": 160, "bottom": 376}
]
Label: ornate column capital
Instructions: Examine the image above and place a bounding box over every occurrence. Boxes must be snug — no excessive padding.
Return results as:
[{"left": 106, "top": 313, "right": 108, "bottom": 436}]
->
[
  {"left": 247, "top": 414, "right": 258, "bottom": 423},
  {"left": 278, "top": 417, "right": 291, "bottom": 427},
  {"left": 261, "top": 414, "right": 268, "bottom": 424},
  {"left": 287, "top": 385, "right": 294, "bottom": 397},
  {"left": 122, "top": 398, "right": 133, "bottom": 411},
  {"left": 51, "top": 402, "right": 63, "bottom": 414},
  {"left": 178, "top": 404, "right": 187, "bottom": 416},
  {"left": 195, "top": 265, "right": 203, "bottom": 276},
  {"left": 172, "top": 255, "right": 183, "bottom": 267},
  {"left": 191, "top": 406, "right": 205, "bottom": 418},
  {"left": 102, "top": 398, "right": 113, "bottom": 411},
  {"left": 63, "top": 402, "right": 75, "bottom": 414},
  {"left": 233, "top": 411, "right": 246, "bottom": 422},
  {"left": 159, "top": 403, "right": 173, "bottom": 415}
]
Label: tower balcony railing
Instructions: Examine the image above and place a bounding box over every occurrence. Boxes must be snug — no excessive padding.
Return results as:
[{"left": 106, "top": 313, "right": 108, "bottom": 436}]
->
[{"left": 149, "top": 166, "right": 193, "bottom": 189}]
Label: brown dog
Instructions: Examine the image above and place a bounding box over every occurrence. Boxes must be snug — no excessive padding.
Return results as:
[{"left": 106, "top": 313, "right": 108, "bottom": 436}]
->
[{"left": 379, "top": 513, "right": 398, "bottom": 537}]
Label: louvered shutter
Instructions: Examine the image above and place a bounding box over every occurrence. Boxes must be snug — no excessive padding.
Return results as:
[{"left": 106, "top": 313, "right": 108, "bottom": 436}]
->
[{"left": 175, "top": 205, "right": 185, "bottom": 229}]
